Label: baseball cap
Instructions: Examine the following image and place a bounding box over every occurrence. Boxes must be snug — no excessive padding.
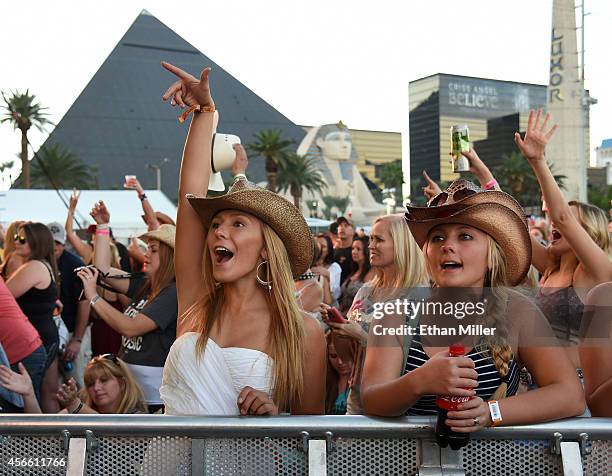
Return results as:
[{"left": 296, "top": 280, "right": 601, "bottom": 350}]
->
[
  {"left": 47, "top": 222, "right": 66, "bottom": 245},
  {"left": 336, "top": 216, "right": 354, "bottom": 227}
]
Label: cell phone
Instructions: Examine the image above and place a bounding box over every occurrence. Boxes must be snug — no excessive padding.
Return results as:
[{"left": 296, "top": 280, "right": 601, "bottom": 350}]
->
[{"left": 327, "top": 307, "right": 348, "bottom": 324}]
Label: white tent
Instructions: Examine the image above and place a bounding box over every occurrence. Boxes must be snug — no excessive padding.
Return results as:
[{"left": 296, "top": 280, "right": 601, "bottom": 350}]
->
[{"left": 0, "top": 189, "right": 177, "bottom": 242}]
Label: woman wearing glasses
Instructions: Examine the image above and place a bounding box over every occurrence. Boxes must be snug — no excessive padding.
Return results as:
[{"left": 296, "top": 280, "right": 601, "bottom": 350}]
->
[
  {"left": 6, "top": 222, "right": 60, "bottom": 413},
  {"left": 0, "top": 353, "right": 146, "bottom": 414}
]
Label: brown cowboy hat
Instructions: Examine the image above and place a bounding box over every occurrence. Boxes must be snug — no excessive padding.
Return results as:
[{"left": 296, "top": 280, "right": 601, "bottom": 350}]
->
[
  {"left": 187, "top": 179, "right": 313, "bottom": 278},
  {"left": 405, "top": 179, "right": 531, "bottom": 286}
]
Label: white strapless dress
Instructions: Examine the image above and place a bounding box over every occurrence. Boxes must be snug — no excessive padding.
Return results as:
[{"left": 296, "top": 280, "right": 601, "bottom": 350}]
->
[{"left": 160, "top": 332, "right": 274, "bottom": 415}]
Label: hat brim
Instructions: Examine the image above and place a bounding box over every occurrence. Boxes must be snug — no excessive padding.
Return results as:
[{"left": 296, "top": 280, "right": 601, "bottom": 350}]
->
[
  {"left": 187, "top": 189, "right": 313, "bottom": 278},
  {"left": 406, "top": 202, "right": 531, "bottom": 286},
  {"left": 139, "top": 225, "right": 175, "bottom": 249}
]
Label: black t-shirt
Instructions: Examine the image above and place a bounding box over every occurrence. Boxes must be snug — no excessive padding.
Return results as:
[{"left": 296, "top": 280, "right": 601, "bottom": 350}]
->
[
  {"left": 57, "top": 250, "right": 85, "bottom": 332},
  {"left": 334, "top": 246, "right": 354, "bottom": 284},
  {"left": 119, "top": 276, "right": 177, "bottom": 368}
]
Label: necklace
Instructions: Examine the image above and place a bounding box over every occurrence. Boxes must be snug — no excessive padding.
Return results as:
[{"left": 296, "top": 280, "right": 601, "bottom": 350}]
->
[{"left": 295, "top": 272, "right": 316, "bottom": 281}]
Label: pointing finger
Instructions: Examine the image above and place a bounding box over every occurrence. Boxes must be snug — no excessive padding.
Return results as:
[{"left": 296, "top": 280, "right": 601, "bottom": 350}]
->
[
  {"left": 199, "top": 67, "right": 212, "bottom": 82},
  {"left": 161, "top": 61, "right": 191, "bottom": 81}
]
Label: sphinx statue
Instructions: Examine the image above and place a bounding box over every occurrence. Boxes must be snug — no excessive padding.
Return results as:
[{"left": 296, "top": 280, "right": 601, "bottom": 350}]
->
[{"left": 292, "top": 122, "right": 386, "bottom": 224}]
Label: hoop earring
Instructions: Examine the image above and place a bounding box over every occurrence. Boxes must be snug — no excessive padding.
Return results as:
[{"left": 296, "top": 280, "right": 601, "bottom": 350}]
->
[{"left": 256, "top": 260, "right": 272, "bottom": 291}]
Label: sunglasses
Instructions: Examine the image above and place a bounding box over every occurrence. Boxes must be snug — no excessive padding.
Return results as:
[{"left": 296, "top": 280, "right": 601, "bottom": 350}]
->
[
  {"left": 428, "top": 188, "right": 477, "bottom": 207},
  {"left": 13, "top": 234, "right": 27, "bottom": 244},
  {"left": 97, "top": 353, "right": 119, "bottom": 364}
]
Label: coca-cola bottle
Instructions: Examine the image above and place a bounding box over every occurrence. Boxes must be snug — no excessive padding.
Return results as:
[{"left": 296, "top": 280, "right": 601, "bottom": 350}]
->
[{"left": 435, "top": 344, "right": 473, "bottom": 450}]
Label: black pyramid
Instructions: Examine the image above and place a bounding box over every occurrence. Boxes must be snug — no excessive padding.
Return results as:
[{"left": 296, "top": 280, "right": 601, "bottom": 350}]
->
[{"left": 39, "top": 10, "right": 305, "bottom": 201}]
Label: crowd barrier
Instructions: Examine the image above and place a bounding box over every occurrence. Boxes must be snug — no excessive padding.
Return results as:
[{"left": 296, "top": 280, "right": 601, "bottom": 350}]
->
[{"left": 1, "top": 415, "right": 611, "bottom": 475}]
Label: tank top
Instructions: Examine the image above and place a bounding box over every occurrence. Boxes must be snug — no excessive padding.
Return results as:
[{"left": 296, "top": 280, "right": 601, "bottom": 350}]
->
[
  {"left": 402, "top": 334, "right": 520, "bottom": 415},
  {"left": 535, "top": 286, "right": 584, "bottom": 344},
  {"left": 16, "top": 261, "right": 59, "bottom": 350}
]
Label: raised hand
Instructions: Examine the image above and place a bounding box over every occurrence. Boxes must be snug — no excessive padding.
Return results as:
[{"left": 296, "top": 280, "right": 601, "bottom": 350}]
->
[
  {"left": 230, "top": 144, "right": 249, "bottom": 176},
  {"left": 90, "top": 201, "right": 110, "bottom": 225},
  {"left": 57, "top": 378, "right": 79, "bottom": 409},
  {"left": 76, "top": 266, "right": 100, "bottom": 300},
  {"left": 0, "top": 363, "right": 34, "bottom": 397},
  {"left": 422, "top": 170, "right": 442, "bottom": 202},
  {"left": 514, "top": 109, "right": 558, "bottom": 162},
  {"left": 69, "top": 189, "right": 81, "bottom": 212},
  {"left": 161, "top": 62, "right": 214, "bottom": 109}
]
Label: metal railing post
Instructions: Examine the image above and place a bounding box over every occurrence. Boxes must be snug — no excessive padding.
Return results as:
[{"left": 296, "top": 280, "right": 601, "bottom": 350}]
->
[
  {"left": 418, "top": 439, "right": 442, "bottom": 476},
  {"left": 308, "top": 439, "right": 327, "bottom": 476},
  {"left": 560, "top": 441, "right": 583, "bottom": 476}
]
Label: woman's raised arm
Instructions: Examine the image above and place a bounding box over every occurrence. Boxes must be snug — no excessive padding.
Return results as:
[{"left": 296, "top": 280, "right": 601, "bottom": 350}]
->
[
  {"left": 161, "top": 62, "right": 215, "bottom": 317},
  {"left": 515, "top": 110, "right": 612, "bottom": 283}
]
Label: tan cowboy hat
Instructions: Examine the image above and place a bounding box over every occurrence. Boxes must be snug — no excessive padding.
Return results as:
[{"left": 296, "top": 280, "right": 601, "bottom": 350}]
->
[
  {"left": 139, "top": 224, "right": 176, "bottom": 249},
  {"left": 187, "top": 179, "right": 313, "bottom": 278},
  {"left": 405, "top": 179, "right": 531, "bottom": 286}
]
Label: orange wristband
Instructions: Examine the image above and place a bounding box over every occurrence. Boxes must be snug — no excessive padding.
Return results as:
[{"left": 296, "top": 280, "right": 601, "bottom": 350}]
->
[{"left": 178, "top": 104, "right": 216, "bottom": 123}]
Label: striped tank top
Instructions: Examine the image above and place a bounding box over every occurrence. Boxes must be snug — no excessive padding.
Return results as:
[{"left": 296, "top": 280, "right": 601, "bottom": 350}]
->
[{"left": 403, "top": 334, "right": 520, "bottom": 415}]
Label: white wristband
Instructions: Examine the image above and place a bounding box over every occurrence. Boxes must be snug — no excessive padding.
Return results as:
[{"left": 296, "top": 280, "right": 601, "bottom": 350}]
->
[
  {"left": 488, "top": 400, "right": 503, "bottom": 426},
  {"left": 90, "top": 295, "right": 101, "bottom": 308},
  {"left": 233, "top": 173, "right": 247, "bottom": 182},
  {"left": 96, "top": 223, "right": 110, "bottom": 230}
]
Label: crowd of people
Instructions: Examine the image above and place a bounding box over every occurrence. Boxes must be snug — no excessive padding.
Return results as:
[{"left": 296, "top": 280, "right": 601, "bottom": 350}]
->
[{"left": 1, "top": 64, "right": 611, "bottom": 436}]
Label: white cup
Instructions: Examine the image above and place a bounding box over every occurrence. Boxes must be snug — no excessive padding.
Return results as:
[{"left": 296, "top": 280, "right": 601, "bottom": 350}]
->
[{"left": 208, "top": 133, "right": 241, "bottom": 191}]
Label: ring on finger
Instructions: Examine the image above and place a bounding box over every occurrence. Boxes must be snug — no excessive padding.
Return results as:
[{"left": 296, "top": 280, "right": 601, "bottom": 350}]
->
[{"left": 473, "top": 417, "right": 480, "bottom": 427}]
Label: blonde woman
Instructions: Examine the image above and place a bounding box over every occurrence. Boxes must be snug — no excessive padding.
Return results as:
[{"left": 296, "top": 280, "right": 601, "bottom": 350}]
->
[
  {"left": 362, "top": 180, "right": 585, "bottom": 431},
  {"left": 0, "top": 354, "right": 146, "bottom": 414},
  {"left": 158, "top": 62, "right": 326, "bottom": 416},
  {"left": 323, "top": 214, "right": 428, "bottom": 414},
  {"left": 0, "top": 220, "right": 26, "bottom": 279},
  {"left": 515, "top": 110, "right": 612, "bottom": 370}
]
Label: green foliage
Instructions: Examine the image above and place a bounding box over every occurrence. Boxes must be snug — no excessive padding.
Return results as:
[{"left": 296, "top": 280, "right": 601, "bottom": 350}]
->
[
  {"left": 378, "top": 160, "right": 404, "bottom": 202},
  {"left": 1, "top": 90, "right": 53, "bottom": 132},
  {"left": 587, "top": 184, "right": 612, "bottom": 212},
  {"left": 14, "top": 144, "right": 97, "bottom": 189},
  {"left": 277, "top": 152, "right": 327, "bottom": 208},
  {"left": 247, "top": 129, "right": 294, "bottom": 192},
  {"left": 492, "top": 152, "right": 566, "bottom": 207},
  {"left": 321, "top": 195, "right": 350, "bottom": 220}
]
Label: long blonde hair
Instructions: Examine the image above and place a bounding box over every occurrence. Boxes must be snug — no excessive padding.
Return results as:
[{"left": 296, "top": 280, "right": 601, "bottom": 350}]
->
[
  {"left": 187, "top": 222, "right": 306, "bottom": 411},
  {"left": 82, "top": 356, "right": 147, "bottom": 413},
  {"left": 482, "top": 236, "right": 513, "bottom": 401},
  {"left": 369, "top": 215, "right": 428, "bottom": 291},
  {"left": 568, "top": 201, "right": 612, "bottom": 257}
]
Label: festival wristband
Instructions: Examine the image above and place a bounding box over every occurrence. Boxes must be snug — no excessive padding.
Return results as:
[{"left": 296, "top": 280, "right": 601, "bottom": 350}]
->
[
  {"left": 488, "top": 400, "right": 503, "bottom": 426},
  {"left": 90, "top": 295, "right": 101, "bottom": 308},
  {"left": 233, "top": 173, "right": 247, "bottom": 181},
  {"left": 96, "top": 223, "right": 109, "bottom": 230},
  {"left": 96, "top": 229, "right": 110, "bottom": 236},
  {"left": 484, "top": 179, "right": 498, "bottom": 190}
]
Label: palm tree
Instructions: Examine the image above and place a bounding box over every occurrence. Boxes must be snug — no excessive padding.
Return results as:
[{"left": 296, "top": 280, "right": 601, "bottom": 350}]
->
[
  {"left": 378, "top": 160, "right": 404, "bottom": 203},
  {"left": 321, "top": 195, "right": 350, "bottom": 220},
  {"left": 277, "top": 153, "right": 327, "bottom": 208},
  {"left": 1, "top": 90, "right": 53, "bottom": 188},
  {"left": 494, "top": 152, "right": 566, "bottom": 206},
  {"left": 248, "top": 129, "right": 293, "bottom": 192},
  {"left": 13, "top": 144, "right": 97, "bottom": 189}
]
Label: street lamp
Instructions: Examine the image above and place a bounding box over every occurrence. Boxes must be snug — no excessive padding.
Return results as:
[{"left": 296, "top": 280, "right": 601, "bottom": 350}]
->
[{"left": 146, "top": 158, "right": 169, "bottom": 190}]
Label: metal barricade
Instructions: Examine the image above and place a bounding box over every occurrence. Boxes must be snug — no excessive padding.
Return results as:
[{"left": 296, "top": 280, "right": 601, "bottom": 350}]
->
[{"left": 1, "top": 415, "right": 611, "bottom": 475}]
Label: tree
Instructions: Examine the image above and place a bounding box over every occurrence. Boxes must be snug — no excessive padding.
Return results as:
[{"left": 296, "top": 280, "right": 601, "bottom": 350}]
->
[
  {"left": 277, "top": 152, "right": 327, "bottom": 208},
  {"left": 247, "top": 129, "right": 293, "bottom": 192},
  {"left": 378, "top": 160, "right": 404, "bottom": 203},
  {"left": 493, "top": 152, "right": 566, "bottom": 207},
  {"left": 13, "top": 144, "right": 97, "bottom": 189},
  {"left": 321, "top": 195, "right": 350, "bottom": 220},
  {"left": 1, "top": 90, "right": 53, "bottom": 188},
  {"left": 588, "top": 184, "right": 612, "bottom": 212}
]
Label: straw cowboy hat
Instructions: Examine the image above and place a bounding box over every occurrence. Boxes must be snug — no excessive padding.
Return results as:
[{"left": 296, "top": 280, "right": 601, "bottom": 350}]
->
[
  {"left": 140, "top": 224, "right": 176, "bottom": 249},
  {"left": 187, "top": 179, "right": 313, "bottom": 278},
  {"left": 405, "top": 179, "right": 531, "bottom": 286}
]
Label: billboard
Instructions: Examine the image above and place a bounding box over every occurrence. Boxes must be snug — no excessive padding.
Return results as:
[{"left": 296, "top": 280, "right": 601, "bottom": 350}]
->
[{"left": 439, "top": 75, "right": 546, "bottom": 119}]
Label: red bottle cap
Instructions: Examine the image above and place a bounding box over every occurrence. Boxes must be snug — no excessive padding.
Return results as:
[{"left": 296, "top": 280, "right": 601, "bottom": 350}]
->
[{"left": 449, "top": 344, "right": 465, "bottom": 356}]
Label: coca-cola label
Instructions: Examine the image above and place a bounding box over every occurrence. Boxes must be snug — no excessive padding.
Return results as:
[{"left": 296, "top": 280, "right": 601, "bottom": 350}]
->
[{"left": 436, "top": 394, "right": 472, "bottom": 411}]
